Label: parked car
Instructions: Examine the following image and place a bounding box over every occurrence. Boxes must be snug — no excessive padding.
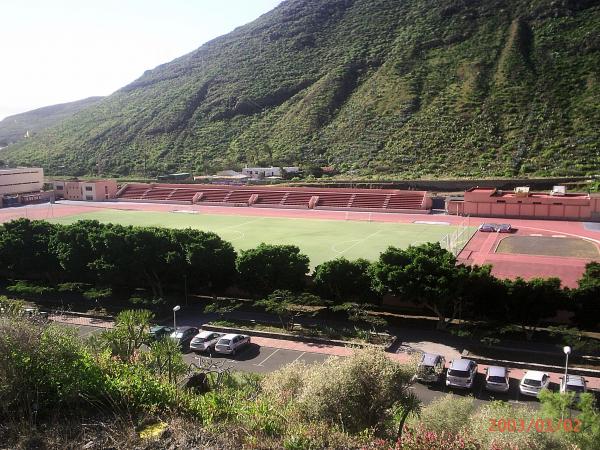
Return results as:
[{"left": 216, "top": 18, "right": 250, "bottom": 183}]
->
[
  {"left": 479, "top": 223, "right": 499, "bottom": 232},
  {"left": 149, "top": 325, "right": 174, "bottom": 341},
  {"left": 169, "top": 326, "right": 199, "bottom": 352},
  {"left": 446, "top": 359, "right": 478, "bottom": 389},
  {"left": 519, "top": 370, "right": 550, "bottom": 397},
  {"left": 498, "top": 224, "right": 513, "bottom": 233},
  {"left": 416, "top": 353, "right": 446, "bottom": 384},
  {"left": 215, "top": 333, "right": 251, "bottom": 356},
  {"left": 485, "top": 366, "right": 510, "bottom": 393},
  {"left": 560, "top": 375, "right": 587, "bottom": 403},
  {"left": 189, "top": 331, "right": 224, "bottom": 353}
]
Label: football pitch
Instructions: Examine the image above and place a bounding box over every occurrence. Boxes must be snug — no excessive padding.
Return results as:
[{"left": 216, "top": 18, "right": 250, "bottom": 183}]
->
[{"left": 51, "top": 209, "right": 475, "bottom": 268}]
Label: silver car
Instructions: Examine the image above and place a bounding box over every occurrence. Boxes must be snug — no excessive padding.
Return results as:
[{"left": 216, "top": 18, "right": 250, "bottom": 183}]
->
[
  {"left": 189, "top": 331, "right": 223, "bottom": 353},
  {"left": 446, "top": 359, "right": 478, "bottom": 389},
  {"left": 416, "top": 353, "right": 446, "bottom": 384},
  {"left": 560, "top": 375, "right": 587, "bottom": 403},
  {"left": 519, "top": 370, "right": 550, "bottom": 397},
  {"left": 215, "top": 333, "right": 250, "bottom": 356},
  {"left": 485, "top": 366, "right": 510, "bottom": 393}
]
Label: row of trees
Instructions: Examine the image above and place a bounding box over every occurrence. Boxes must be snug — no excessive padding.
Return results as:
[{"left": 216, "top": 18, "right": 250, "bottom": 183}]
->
[{"left": 0, "top": 219, "right": 598, "bottom": 330}]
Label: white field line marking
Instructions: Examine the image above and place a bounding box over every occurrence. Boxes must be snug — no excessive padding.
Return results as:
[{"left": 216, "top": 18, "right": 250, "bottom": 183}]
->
[
  {"left": 530, "top": 234, "right": 543, "bottom": 236},
  {"left": 333, "top": 229, "right": 384, "bottom": 256},
  {"left": 552, "top": 235, "right": 566, "bottom": 238},
  {"left": 521, "top": 226, "right": 600, "bottom": 246},
  {"left": 254, "top": 348, "right": 280, "bottom": 367},
  {"left": 291, "top": 351, "right": 306, "bottom": 364}
]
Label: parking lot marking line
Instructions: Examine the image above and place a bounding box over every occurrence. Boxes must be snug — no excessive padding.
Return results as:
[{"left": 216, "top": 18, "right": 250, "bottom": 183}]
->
[
  {"left": 291, "top": 352, "right": 305, "bottom": 364},
  {"left": 254, "top": 348, "right": 280, "bottom": 367}
]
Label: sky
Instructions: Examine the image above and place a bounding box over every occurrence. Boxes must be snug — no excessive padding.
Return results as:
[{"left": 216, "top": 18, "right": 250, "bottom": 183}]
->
[{"left": 0, "top": 0, "right": 284, "bottom": 120}]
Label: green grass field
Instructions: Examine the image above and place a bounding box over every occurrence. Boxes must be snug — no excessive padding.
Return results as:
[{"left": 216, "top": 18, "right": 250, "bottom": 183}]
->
[{"left": 51, "top": 210, "right": 475, "bottom": 268}]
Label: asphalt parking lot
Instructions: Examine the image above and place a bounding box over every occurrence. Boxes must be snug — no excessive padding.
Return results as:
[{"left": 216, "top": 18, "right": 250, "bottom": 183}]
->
[
  {"left": 70, "top": 324, "right": 551, "bottom": 406},
  {"left": 73, "top": 324, "right": 331, "bottom": 374}
]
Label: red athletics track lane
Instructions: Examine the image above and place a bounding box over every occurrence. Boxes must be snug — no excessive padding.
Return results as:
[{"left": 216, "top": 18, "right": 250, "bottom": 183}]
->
[{"left": 1, "top": 200, "right": 598, "bottom": 287}]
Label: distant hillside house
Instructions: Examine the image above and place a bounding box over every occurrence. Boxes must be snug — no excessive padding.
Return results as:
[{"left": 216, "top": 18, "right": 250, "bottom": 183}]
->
[
  {"left": 53, "top": 179, "right": 118, "bottom": 201},
  {"left": 242, "top": 167, "right": 299, "bottom": 179}
]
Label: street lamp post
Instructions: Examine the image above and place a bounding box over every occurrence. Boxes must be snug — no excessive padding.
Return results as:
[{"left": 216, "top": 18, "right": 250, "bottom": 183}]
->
[
  {"left": 173, "top": 305, "right": 181, "bottom": 330},
  {"left": 563, "top": 346, "right": 571, "bottom": 383}
]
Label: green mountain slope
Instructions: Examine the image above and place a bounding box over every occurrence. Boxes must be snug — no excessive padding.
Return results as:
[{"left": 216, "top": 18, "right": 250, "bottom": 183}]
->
[
  {"left": 0, "top": 97, "right": 103, "bottom": 148},
  {"left": 2, "top": 0, "right": 599, "bottom": 178}
]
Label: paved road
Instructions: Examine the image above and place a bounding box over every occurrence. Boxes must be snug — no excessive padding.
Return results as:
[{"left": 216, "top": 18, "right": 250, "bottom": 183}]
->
[{"left": 72, "top": 324, "right": 546, "bottom": 407}]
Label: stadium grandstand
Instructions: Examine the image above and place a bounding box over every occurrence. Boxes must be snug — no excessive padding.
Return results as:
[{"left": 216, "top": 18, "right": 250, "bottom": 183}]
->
[{"left": 116, "top": 183, "right": 432, "bottom": 214}]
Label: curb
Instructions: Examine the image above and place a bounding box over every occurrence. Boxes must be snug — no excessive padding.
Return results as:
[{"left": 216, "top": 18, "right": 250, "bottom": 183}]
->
[
  {"left": 49, "top": 310, "right": 115, "bottom": 322},
  {"left": 463, "top": 350, "right": 600, "bottom": 379},
  {"left": 201, "top": 324, "right": 393, "bottom": 350}
]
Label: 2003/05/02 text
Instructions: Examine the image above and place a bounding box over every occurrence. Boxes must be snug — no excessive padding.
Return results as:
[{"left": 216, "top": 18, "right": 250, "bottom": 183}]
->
[{"left": 489, "top": 418, "right": 581, "bottom": 433}]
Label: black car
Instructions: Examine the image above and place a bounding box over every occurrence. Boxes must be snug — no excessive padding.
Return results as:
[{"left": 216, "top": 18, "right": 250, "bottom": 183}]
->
[
  {"left": 149, "top": 325, "right": 174, "bottom": 341},
  {"left": 169, "top": 326, "right": 199, "bottom": 352}
]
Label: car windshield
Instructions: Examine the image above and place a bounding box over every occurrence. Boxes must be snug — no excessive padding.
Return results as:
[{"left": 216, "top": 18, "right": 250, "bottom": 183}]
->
[
  {"left": 524, "top": 379, "right": 541, "bottom": 387},
  {"left": 193, "top": 337, "right": 206, "bottom": 342},
  {"left": 171, "top": 332, "right": 184, "bottom": 339},
  {"left": 566, "top": 385, "right": 584, "bottom": 393},
  {"left": 219, "top": 339, "right": 231, "bottom": 345},
  {"left": 418, "top": 365, "right": 435, "bottom": 374},
  {"left": 488, "top": 376, "right": 506, "bottom": 384},
  {"left": 448, "top": 369, "right": 469, "bottom": 378}
]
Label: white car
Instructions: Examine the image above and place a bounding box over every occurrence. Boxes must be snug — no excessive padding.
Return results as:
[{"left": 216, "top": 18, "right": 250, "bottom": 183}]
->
[
  {"left": 214, "top": 333, "right": 251, "bottom": 356},
  {"left": 189, "top": 331, "right": 223, "bottom": 353},
  {"left": 485, "top": 366, "right": 510, "bottom": 393},
  {"left": 519, "top": 370, "right": 550, "bottom": 397},
  {"left": 446, "top": 359, "right": 478, "bottom": 389}
]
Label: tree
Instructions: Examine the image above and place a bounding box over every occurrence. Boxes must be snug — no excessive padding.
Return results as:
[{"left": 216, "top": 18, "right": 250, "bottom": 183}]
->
[
  {"left": 331, "top": 302, "right": 387, "bottom": 332},
  {"left": 0, "top": 218, "right": 59, "bottom": 281},
  {"left": 372, "top": 243, "right": 467, "bottom": 329},
  {"left": 255, "top": 290, "right": 324, "bottom": 332},
  {"left": 100, "top": 309, "right": 153, "bottom": 362},
  {"left": 504, "top": 277, "right": 565, "bottom": 339},
  {"left": 313, "top": 257, "right": 378, "bottom": 304},
  {"left": 539, "top": 390, "right": 600, "bottom": 449},
  {"left": 572, "top": 262, "right": 600, "bottom": 330},
  {"left": 142, "top": 337, "right": 187, "bottom": 383},
  {"left": 236, "top": 244, "right": 310, "bottom": 295}
]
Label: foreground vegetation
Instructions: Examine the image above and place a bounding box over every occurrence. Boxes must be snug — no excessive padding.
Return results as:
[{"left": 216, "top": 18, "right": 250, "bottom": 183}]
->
[
  {"left": 3, "top": 0, "right": 599, "bottom": 178},
  {"left": 1, "top": 304, "right": 598, "bottom": 449}
]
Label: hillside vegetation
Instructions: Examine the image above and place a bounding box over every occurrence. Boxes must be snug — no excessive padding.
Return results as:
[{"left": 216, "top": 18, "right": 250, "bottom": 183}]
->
[
  {"left": 2, "top": 0, "right": 599, "bottom": 178},
  {"left": 0, "top": 97, "right": 103, "bottom": 148}
]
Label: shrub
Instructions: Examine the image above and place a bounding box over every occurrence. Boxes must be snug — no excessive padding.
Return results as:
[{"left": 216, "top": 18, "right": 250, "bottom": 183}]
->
[
  {"left": 262, "top": 349, "right": 415, "bottom": 432},
  {"left": 6, "top": 280, "right": 55, "bottom": 296},
  {"left": 0, "top": 319, "right": 105, "bottom": 418},
  {"left": 409, "top": 394, "right": 475, "bottom": 435}
]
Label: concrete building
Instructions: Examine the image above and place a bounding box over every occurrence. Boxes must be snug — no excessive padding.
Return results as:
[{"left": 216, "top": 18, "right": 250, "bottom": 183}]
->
[
  {"left": 242, "top": 166, "right": 300, "bottom": 179},
  {"left": 53, "top": 179, "right": 118, "bottom": 201},
  {"left": 447, "top": 186, "right": 600, "bottom": 221},
  {"left": 0, "top": 167, "right": 44, "bottom": 195}
]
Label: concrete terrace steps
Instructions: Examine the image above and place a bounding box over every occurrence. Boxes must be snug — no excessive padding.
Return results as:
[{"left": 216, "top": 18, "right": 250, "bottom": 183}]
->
[{"left": 117, "top": 183, "right": 431, "bottom": 214}]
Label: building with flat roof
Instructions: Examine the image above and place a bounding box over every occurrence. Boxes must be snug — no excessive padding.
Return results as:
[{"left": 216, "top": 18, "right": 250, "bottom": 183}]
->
[
  {"left": 0, "top": 167, "right": 44, "bottom": 196},
  {"left": 53, "top": 179, "right": 118, "bottom": 201},
  {"left": 447, "top": 186, "right": 600, "bottom": 221}
]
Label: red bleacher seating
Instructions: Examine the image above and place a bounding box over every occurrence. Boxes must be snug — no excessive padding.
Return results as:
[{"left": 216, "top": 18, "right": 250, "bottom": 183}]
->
[{"left": 116, "top": 184, "right": 429, "bottom": 213}]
